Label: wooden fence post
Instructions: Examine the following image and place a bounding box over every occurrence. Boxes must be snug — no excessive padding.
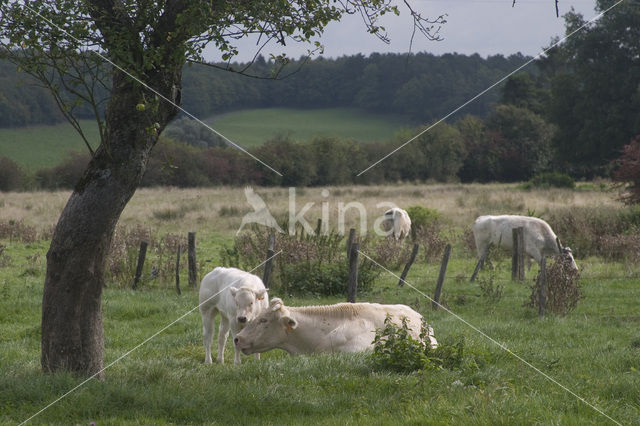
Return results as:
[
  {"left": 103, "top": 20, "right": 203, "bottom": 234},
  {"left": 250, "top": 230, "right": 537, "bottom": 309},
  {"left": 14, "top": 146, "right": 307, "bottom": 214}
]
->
[
  {"left": 263, "top": 233, "right": 276, "bottom": 287},
  {"left": 512, "top": 227, "right": 525, "bottom": 281},
  {"left": 538, "top": 256, "right": 546, "bottom": 317},
  {"left": 188, "top": 231, "right": 197, "bottom": 288},
  {"left": 398, "top": 244, "right": 419, "bottom": 286},
  {"left": 470, "top": 243, "right": 490, "bottom": 283},
  {"left": 175, "top": 245, "right": 181, "bottom": 295},
  {"left": 132, "top": 240, "right": 148, "bottom": 290},
  {"left": 346, "top": 228, "right": 355, "bottom": 257},
  {"left": 347, "top": 241, "right": 359, "bottom": 303},
  {"left": 433, "top": 244, "right": 451, "bottom": 310}
]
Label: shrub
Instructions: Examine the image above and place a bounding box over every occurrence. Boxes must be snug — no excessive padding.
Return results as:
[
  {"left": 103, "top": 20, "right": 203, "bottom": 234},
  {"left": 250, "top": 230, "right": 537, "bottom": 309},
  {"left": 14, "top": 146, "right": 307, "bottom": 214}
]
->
[
  {"left": 0, "top": 156, "right": 23, "bottom": 191},
  {"left": 370, "top": 237, "right": 413, "bottom": 270},
  {"left": 371, "top": 316, "right": 465, "bottom": 373},
  {"left": 406, "top": 206, "right": 442, "bottom": 231},
  {"left": 106, "top": 224, "right": 187, "bottom": 287},
  {"left": 221, "top": 223, "right": 381, "bottom": 297},
  {"left": 0, "top": 220, "right": 38, "bottom": 243},
  {"left": 36, "top": 151, "right": 90, "bottom": 190},
  {"left": 413, "top": 225, "right": 448, "bottom": 263},
  {"left": 524, "top": 172, "right": 575, "bottom": 189},
  {"left": 525, "top": 254, "right": 582, "bottom": 316},
  {"left": 164, "top": 116, "right": 225, "bottom": 148},
  {"left": 547, "top": 206, "right": 640, "bottom": 258}
]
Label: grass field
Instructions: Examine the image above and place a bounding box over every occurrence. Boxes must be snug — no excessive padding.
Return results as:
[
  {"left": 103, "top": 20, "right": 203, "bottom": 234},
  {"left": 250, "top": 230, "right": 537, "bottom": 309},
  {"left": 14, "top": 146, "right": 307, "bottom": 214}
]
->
[
  {"left": 1, "top": 183, "right": 639, "bottom": 424},
  {"left": 209, "top": 107, "right": 416, "bottom": 147},
  {"left": 0, "top": 120, "right": 99, "bottom": 171},
  {"left": 0, "top": 108, "right": 415, "bottom": 170}
]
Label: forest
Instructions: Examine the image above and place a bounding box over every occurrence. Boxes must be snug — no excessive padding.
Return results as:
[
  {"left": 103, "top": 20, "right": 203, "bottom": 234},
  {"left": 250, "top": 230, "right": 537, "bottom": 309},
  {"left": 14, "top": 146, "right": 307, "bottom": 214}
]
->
[{"left": 1, "top": 2, "right": 639, "bottom": 189}]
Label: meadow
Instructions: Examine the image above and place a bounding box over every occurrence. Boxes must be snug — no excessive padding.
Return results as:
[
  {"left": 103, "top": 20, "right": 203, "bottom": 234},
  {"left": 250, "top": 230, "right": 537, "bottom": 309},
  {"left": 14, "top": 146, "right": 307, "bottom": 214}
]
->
[
  {"left": 209, "top": 108, "right": 415, "bottom": 147},
  {"left": 0, "top": 121, "right": 99, "bottom": 171},
  {"left": 0, "top": 108, "right": 414, "bottom": 171},
  {"left": 1, "top": 183, "right": 639, "bottom": 425}
]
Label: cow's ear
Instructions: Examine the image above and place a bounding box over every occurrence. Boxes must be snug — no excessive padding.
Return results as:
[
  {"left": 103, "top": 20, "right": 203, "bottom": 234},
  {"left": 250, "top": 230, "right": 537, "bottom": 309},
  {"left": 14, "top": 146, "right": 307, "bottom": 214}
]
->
[
  {"left": 229, "top": 287, "right": 238, "bottom": 297},
  {"left": 256, "top": 288, "right": 268, "bottom": 301},
  {"left": 281, "top": 316, "right": 297, "bottom": 332}
]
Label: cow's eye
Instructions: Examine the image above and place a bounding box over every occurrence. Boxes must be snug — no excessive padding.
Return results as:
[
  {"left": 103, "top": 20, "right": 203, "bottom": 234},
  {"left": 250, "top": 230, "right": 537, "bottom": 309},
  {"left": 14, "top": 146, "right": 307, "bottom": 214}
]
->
[{"left": 259, "top": 318, "right": 267, "bottom": 324}]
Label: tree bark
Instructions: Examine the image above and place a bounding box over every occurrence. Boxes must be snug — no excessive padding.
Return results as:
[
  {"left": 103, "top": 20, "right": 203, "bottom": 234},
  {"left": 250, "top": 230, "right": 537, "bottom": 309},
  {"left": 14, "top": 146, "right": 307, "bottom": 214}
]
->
[{"left": 41, "top": 67, "right": 180, "bottom": 377}]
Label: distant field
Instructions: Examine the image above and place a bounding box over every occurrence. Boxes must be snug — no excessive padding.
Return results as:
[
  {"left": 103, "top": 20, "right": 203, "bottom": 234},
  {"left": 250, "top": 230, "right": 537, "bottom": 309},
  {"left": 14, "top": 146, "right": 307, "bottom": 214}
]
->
[
  {"left": 0, "top": 108, "right": 414, "bottom": 170},
  {"left": 208, "top": 107, "right": 416, "bottom": 147},
  {"left": 0, "top": 120, "right": 98, "bottom": 171}
]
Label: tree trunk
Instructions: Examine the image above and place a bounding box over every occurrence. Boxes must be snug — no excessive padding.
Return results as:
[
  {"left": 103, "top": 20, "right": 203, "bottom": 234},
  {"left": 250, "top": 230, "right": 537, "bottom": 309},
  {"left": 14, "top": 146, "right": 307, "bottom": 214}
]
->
[{"left": 41, "top": 69, "right": 180, "bottom": 377}]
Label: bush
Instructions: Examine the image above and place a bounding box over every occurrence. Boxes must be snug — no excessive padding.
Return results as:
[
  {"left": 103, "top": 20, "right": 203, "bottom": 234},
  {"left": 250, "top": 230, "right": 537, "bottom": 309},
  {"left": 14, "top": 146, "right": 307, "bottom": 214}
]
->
[
  {"left": 164, "top": 116, "right": 226, "bottom": 148},
  {"left": 371, "top": 316, "right": 465, "bottom": 373},
  {"left": 524, "top": 172, "right": 575, "bottom": 189},
  {"left": 526, "top": 254, "right": 582, "bottom": 316},
  {"left": 36, "top": 151, "right": 90, "bottom": 189},
  {"left": 220, "top": 223, "right": 381, "bottom": 297},
  {"left": 406, "top": 206, "right": 442, "bottom": 231},
  {"left": 547, "top": 206, "right": 640, "bottom": 258},
  {"left": 0, "top": 156, "right": 23, "bottom": 191},
  {"left": 0, "top": 220, "right": 38, "bottom": 243},
  {"left": 106, "top": 224, "right": 188, "bottom": 287}
]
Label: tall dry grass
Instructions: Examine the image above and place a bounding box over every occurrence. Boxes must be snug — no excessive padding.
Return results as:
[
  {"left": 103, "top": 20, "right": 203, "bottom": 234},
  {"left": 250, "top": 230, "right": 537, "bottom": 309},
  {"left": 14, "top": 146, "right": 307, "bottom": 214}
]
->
[{"left": 0, "top": 183, "right": 623, "bottom": 239}]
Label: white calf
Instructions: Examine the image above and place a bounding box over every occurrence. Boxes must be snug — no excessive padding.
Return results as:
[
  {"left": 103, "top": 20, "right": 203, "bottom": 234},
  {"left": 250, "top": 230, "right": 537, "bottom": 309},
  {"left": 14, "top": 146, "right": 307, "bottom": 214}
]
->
[
  {"left": 382, "top": 207, "right": 412, "bottom": 240},
  {"left": 199, "top": 267, "right": 268, "bottom": 364}
]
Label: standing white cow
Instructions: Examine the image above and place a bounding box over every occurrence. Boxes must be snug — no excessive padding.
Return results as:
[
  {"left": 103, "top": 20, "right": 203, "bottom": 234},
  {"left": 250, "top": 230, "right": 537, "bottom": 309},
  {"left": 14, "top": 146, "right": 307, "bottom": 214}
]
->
[
  {"left": 471, "top": 215, "right": 577, "bottom": 281},
  {"left": 199, "top": 267, "right": 269, "bottom": 364},
  {"left": 234, "top": 298, "right": 437, "bottom": 356},
  {"left": 382, "top": 207, "right": 412, "bottom": 240}
]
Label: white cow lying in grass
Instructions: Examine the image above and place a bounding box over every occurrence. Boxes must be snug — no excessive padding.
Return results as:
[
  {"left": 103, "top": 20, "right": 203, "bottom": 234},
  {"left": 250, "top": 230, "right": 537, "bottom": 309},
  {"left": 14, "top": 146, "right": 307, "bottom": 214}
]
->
[
  {"left": 382, "top": 207, "right": 412, "bottom": 240},
  {"left": 199, "top": 267, "right": 268, "bottom": 364},
  {"left": 234, "top": 298, "right": 437, "bottom": 356},
  {"left": 471, "top": 214, "right": 577, "bottom": 281}
]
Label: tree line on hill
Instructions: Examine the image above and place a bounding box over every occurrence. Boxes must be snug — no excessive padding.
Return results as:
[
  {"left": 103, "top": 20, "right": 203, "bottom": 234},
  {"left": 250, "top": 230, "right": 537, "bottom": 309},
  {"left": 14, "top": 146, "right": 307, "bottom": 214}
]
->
[
  {"left": 1, "top": 0, "right": 639, "bottom": 190},
  {"left": 0, "top": 50, "right": 525, "bottom": 128}
]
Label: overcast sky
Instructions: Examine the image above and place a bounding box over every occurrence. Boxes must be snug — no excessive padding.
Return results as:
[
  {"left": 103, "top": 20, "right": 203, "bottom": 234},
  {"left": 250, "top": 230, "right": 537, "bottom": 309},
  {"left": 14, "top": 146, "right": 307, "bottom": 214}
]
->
[{"left": 204, "top": 0, "right": 598, "bottom": 62}]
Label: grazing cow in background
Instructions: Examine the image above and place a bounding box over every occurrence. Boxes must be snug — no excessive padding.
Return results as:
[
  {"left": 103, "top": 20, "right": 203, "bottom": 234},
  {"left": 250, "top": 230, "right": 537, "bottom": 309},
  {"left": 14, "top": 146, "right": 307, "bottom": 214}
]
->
[
  {"left": 382, "top": 207, "right": 412, "bottom": 240},
  {"left": 234, "top": 298, "right": 437, "bottom": 356},
  {"left": 471, "top": 215, "right": 577, "bottom": 281},
  {"left": 199, "top": 267, "right": 269, "bottom": 364}
]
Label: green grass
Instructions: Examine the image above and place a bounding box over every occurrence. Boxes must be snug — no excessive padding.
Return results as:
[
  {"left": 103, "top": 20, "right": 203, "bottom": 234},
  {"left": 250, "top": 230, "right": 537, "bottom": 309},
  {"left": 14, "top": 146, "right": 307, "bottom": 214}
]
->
[
  {"left": 0, "top": 108, "right": 413, "bottom": 170},
  {"left": 0, "top": 120, "right": 99, "bottom": 171},
  {"left": 1, "top": 234, "right": 640, "bottom": 425},
  {"left": 209, "top": 107, "right": 416, "bottom": 147}
]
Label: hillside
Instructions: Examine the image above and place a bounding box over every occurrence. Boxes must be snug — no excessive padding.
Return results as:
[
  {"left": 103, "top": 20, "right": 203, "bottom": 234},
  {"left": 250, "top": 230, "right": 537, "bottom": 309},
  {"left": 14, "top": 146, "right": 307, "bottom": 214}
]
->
[
  {"left": 0, "top": 108, "right": 413, "bottom": 170},
  {"left": 207, "top": 107, "right": 415, "bottom": 147},
  {"left": 0, "top": 121, "right": 99, "bottom": 171}
]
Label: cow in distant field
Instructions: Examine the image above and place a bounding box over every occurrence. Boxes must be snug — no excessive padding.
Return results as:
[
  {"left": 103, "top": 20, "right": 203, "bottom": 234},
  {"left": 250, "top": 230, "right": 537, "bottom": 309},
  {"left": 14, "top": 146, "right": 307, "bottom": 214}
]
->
[
  {"left": 199, "top": 267, "right": 269, "bottom": 364},
  {"left": 470, "top": 214, "right": 577, "bottom": 281},
  {"left": 234, "top": 298, "right": 437, "bottom": 356},
  {"left": 382, "top": 207, "right": 412, "bottom": 240}
]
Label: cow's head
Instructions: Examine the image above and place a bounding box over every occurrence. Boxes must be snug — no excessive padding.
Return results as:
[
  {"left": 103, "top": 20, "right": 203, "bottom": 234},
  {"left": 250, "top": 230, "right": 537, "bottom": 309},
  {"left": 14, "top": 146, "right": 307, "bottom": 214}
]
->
[
  {"left": 229, "top": 286, "right": 268, "bottom": 325},
  {"left": 560, "top": 246, "right": 579, "bottom": 271},
  {"left": 234, "top": 297, "right": 295, "bottom": 355}
]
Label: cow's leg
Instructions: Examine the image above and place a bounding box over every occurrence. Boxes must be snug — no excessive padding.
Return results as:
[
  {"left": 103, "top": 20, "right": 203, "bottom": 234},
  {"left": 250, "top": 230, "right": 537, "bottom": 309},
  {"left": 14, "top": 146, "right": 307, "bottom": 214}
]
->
[
  {"left": 231, "top": 324, "right": 242, "bottom": 365},
  {"left": 200, "top": 308, "right": 218, "bottom": 364},
  {"left": 217, "top": 315, "right": 230, "bottom": 364},
  {"left": 202, "top": 307, "right": 217, "bottom": 364}
]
